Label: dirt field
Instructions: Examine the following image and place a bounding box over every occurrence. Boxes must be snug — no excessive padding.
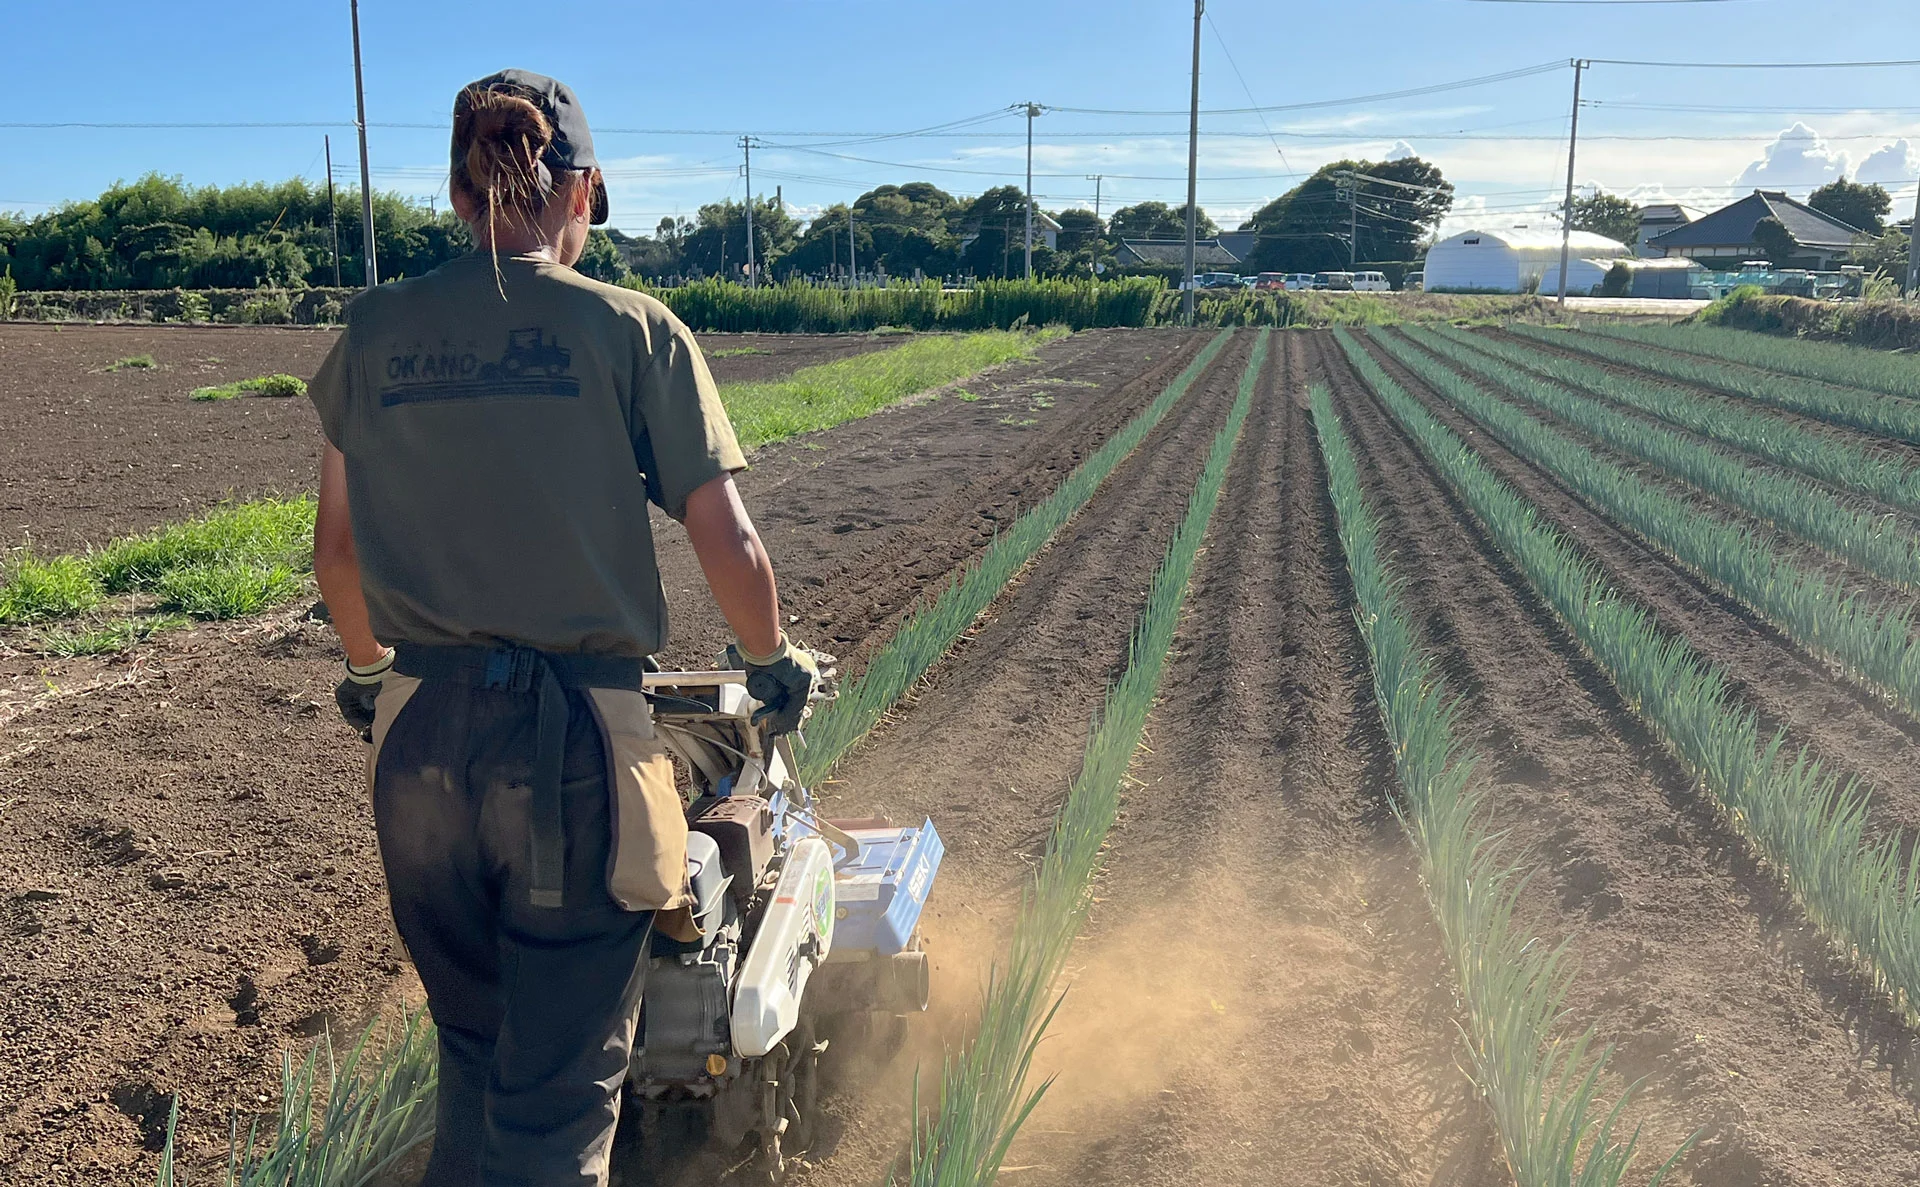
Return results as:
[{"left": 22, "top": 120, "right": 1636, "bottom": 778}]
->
[
  {"left": 5, "top": 324, "right": 1920, "bottom": 1185},
  {"left": 0, "top": 324, "right": 903, "bottom": 554}
]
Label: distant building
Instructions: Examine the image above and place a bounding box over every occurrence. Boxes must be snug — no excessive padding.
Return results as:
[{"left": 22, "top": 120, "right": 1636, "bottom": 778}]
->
[
  {"left": 1634, "top": 203, "right": 1707, "bottom": 257},
  {"left": 1646, "top": 190, "right": 1860, "bottom": 269},
  {"left": 957, "top": 209, "right": 1062, "bottom": 255},
  {"left": 1215, "top": 229, "right": 1258, "bottom": 261},
  {"left": 1423, "top": 227, "right": 1632, "bottom": 293},
  {"left": 1115, "top": 238, "right": 1243, "bottom": 270}
]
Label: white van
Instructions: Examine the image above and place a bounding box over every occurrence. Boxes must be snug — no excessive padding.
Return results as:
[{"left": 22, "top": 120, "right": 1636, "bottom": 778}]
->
[{"left": 1351, "top": 270, "right": 1392, "bottom": 292}]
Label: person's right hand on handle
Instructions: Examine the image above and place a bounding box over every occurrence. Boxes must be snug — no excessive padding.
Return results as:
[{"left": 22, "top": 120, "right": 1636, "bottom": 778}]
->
[{"left": 725, "top": 634, "right": 833, "bottom": 736}]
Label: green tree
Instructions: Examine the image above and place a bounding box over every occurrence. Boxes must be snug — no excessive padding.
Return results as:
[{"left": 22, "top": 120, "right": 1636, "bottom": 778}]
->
[
  {"left": 574, "top": 229, "right": 629, "bottom": 283},
  {"left": 1241, "top": 156, "right": 1452, "bottom": 274},
  {"left": 957, "top": 186, "right": 1033, "bottom": 278},
  {"left": 1107, "top": 201, "right": 1217, "bottom": 242},
  {"left": 1850, "top": 227, "right": 1910, "bottom": 289},
  {"left": 1751, "top": 215, "right": 1799, "bottom": 266},
  {"left": 1569, "top": 191, "right": 1642, "bottom": 246},
  {"left": 1053, "top": 208, "right": 1106, "bottom": 254},
  {"left": 1808, "top": 178, "right": 1891, "bottom": 234},
  {"left": 678, "top": 198, "right": 800, "bottom": 281}
]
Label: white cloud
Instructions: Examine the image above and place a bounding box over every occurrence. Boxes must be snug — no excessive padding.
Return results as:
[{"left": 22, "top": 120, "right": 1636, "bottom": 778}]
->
[
  {"left": 1733, "top": 122, "right": 1848, "bottom": 191},
  {"left": 1384, "top": 140, "right": 1416, "bottom": 162},
  {"left": 1856, "top": 139, "right": 1919, "bottom": 185}
]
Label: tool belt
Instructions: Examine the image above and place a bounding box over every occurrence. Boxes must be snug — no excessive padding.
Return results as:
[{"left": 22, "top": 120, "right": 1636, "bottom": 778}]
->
[{"left": 391, "top": 643, "right": 672, "bottom": 912}]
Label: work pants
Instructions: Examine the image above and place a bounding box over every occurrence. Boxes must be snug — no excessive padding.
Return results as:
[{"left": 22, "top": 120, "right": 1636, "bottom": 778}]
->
[{"left": 372, "top": 678, "right": 655, "bottom": 1187}]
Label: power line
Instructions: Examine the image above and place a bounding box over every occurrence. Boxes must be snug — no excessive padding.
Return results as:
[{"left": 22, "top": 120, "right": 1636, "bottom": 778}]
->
[
  {"left": 1590, "top": 57, "right": 1920, "bottom": 69},
  {"left": 1049, "top": 60, "right": 1566, "bottom": 117}
]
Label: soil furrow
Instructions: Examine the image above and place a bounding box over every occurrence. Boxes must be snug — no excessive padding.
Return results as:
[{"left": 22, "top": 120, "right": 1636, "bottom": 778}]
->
[
  {"left": 1319, "top": 329, "right": 1920, "bottom": 1186},
  {"left": 1007, "top": 334, "right": 1494, "bottom": 1187},
  {"left": 773, "top": 330, "right": 1257, "bottom": 1185},
  {"left": 1355, "top": 329, "right": 1920, "bottom": 842}
]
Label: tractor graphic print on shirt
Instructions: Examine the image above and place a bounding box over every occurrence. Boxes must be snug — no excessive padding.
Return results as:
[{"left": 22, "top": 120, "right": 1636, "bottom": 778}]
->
[{"left": 379, "top": 328, "right": 580, "bottom": 406}]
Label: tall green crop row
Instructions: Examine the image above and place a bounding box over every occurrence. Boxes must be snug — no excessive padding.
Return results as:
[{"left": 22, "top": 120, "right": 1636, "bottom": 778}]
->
[
  {"left": 630, "top": 277, "right": 1166, "bottom": 333},
  {"left": 799, "top": 329, "right": 1234, "bottom": 784},
  {"left": 1363, "top": 328, "right": 1920, "bottom": 724},
  {"left": 1394, "top": 326, "right": 1920, "bottom": 587},
  {"left": 1311, "top": 384, "right": 1687, "bottom": 1187},
  {"left": 1334, "top": 328, "right": 1920, "bottom": 1027},
  {"left": 902, "top": 332, "right": 1269, "bottom": 1187},
  {"left": 1585, "top": 320, "right": 1920, "bottom": 403},
  {"left": 1430, "top": 324, "right": 1920, "bottom": 517},
  {"left": 1510, "top": 324, "right": 1920, "bottom": 445}
]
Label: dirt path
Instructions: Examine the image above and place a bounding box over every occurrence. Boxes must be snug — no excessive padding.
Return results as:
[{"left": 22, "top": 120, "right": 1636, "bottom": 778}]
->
[
  {"left": 1005, "top": 334, "right": 1492, "bottom": 1186},
  {"left": 777, "top": 330, "right": 1258, "bottom": 1184},
  {"left": 1353, "top": 330, "right": 1920, "bottom": 844},
  {"left": 0, "top": 328, "right": 1199, "bottom": 1185},
  {"left": 1320, "top": 330, "right": 1920, "bottom": 1186},
  {"left": 0, "top": 323, "right": 908, "bottom": 555}
]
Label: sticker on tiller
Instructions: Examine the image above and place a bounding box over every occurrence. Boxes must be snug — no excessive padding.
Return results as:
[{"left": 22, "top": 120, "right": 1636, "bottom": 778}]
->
[
  {"left": 905, "top": 858, "right": 931, "bottom": 904},
  {"left": 836, "top": 872, "right": 883, "bottom": 902}
]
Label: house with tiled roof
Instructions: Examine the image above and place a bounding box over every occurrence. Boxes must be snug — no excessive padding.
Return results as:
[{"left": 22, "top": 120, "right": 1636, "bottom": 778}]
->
[
  {"left": 1115, "top": 237, "right": 1243, "bottom": 270},
  {"left": 1646, "top": 190, "right": 1862, "bottom": 269}
]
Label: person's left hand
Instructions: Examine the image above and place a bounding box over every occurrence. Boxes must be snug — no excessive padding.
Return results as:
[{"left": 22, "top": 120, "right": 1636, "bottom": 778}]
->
[{"left": 725, "top": 635, "right": 835, "bottom": 736}]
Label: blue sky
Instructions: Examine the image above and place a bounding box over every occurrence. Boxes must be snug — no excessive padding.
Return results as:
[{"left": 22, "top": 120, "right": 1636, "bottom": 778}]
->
[{"left": 7, "top": 0, "right": 1920, "bottom": 236}]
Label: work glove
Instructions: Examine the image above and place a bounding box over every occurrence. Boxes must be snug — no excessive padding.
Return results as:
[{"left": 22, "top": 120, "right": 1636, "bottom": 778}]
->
[
  {"left": 334, "top": 647, "right": 394, "bottom": 743},
  {"left": 724, "top": 634, "right": 836, "bottom": 737}
]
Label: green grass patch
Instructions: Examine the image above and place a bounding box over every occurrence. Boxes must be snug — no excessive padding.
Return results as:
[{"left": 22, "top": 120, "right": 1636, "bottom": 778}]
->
[
  {"left": 0, "top": 553, "right": 104, "bottom": 624},
  {"left": 190, "top": 373, "right": 308, "bottom": 402},
  {"left": 156, "top": 562, "right": 302, "bottom": 620},
  {"left": 707, "top": 346, "right": 772, "bottom": 358},
  {"left": 104, "top": 353, "right": 157, "bottom": 372},
  {"left": 720, "top": 328, "right": 1067, "bottom": 449},
  {"left": 1336, "top": 326, "right": 1920, "bottom": 1031},
  {"left": 798, "top": 329, "right": 1234, "bottom": 783},
  {"left": 904, "top": 331, "right": 1268, "bottom": 1186},
  {"left": 28, "top": 614, "right": 187, "bottom": 657},
  {"left": 93, "top": 498, "right": 315, "bottom": 594},
  {"left": 1311, "top": 382, "right": 1688, "bottom": 1186}
]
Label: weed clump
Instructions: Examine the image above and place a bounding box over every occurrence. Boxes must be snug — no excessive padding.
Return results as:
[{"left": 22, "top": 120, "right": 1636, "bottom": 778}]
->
[
  {"left": 191, "top": 373, "right": 307, "bottom": 402},
  {"left": 0, "top": 553, "right": 104, "bottom": 624},
  {"left": 92, "top": 498, "right": 314, "bottom": 594},
  {"left": 157, "top": 562, "right": 301, "bottom": 619},
  {"left": 104, "top": 354, "right": 157, "bottom": 372}
]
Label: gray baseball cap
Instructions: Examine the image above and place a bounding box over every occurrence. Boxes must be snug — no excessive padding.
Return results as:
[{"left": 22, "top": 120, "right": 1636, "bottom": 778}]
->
[{"left": 454, "top": 69, "right": 609, "bottom": 225}]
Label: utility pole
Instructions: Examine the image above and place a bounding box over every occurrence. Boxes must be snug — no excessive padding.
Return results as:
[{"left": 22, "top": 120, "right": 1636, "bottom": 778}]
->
[
  {"left": 324, "top": 135, "right": 342, "bottom": 287},
  {"left": 1346, "top": 171, "right": 1358, "bottom": 270},
  {"left": 1906, "top": 174, "right": 1920, "bottom": 297},
  {"left": 350, "top": 0, "right": 377, "bottom": 288},
  {"left": 1086, "top": 174, "right": 1104, "bottom": 221},
  {"left": 1182, "top": 0, "right": 1204, "bottom": 325},
  {"left": 740, "top": 135, "right": 756, "bottom": 289},
  {"left": 847, "top": 207, "right": 857, "bottom": 288},
  {"left": 1023, "top": 103, "right": 1041, "bottom": 280},
  {"left": 1557, "top": 58, "right": 1587, "bottom": 306}
]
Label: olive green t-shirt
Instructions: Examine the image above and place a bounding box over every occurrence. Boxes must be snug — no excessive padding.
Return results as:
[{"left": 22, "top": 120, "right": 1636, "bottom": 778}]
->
[{"left": 308, "top": 253, "right": 746, "bottom": 658}]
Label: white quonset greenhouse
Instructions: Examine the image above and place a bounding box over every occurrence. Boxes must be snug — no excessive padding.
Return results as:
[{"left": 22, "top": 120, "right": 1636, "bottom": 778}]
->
[{"left": 1423, "top": 228, "right": 1632, "bottom": 293}]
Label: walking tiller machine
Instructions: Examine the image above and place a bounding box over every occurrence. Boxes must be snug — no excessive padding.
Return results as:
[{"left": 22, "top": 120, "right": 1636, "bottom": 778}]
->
[{"left": 623, "top": 666, "right": 943, "bottom": 1180}]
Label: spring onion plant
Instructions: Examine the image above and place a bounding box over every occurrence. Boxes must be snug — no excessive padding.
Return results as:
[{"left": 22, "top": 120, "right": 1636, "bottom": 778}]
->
[
  {"left": 1312, "top": 383, "right": 1688, "bottom": 1187},
  {"left": 1335, "top": 327, "right": 1920, "bottom": 1032},
  {"left": 901, "top": 331, "right": 1268, "bottom": 1187},
  {"left": 1583, "top": 320, "right": 1920, "bottom": 404},
  {"left": 1365, "top": 328, "right": 1920, "bottom": 725},
  {"left": 1511, "top": 324, "right": 1920, "bottom": 445}
]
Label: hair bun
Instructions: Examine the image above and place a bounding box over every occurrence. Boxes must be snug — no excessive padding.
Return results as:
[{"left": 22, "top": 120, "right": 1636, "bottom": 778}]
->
[{"left": 458, "top": 89, "right": 554, "bottom": 202}]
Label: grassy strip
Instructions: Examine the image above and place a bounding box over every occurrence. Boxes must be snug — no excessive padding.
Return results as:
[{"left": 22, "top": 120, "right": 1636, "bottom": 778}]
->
[
  {"left": 105, "top": 353, "right": 157, "bottom": 372},
  {"left": 1364, "top": 328, "right": 1920, "bottom": 723},
  {"left": 156, "top": 1010, "right": 436, "bottom": 1187},
  {"left": 721, "top": 328, "right": 1065, "bottom": 448},
  {"left": 1311, "top": 382, "right": 1686, "bottom": 1187},
  {"left": 0, "top": 498, "right": 315, "bottom": 629},
  {"left": 902, "top": 331, "right": 1268, "bottom": 1187},
  {"left": 191, "top": 373, "right": 307, "bottom": 402},
  {"left": 1399, "top": 325, "right": 1920, "bottom": 587},
  {"left": 797, "top": 329, "right": 1234, "bottom": 783},
  {"left": 1587, "top": 319, "right": 1920, "bottom": 403},
  {"left": 1511, "top": 324, "right": 1920, "bottom": 445},
  {"left": 1336, "top": 327, "right": 1920, "bottom": 1027},
  {"left": 1434, "top": 324, "right": 1920, "bottom": 517}
]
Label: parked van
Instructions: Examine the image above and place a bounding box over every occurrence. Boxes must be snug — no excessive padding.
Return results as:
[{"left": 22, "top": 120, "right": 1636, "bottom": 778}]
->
[
  {"left": 1284, "top": 273, "right": 1316, "bottom": 290},
  {"left": 1312, "top": 271, "right": 1355, "bottom": 291},
  {"left": 1351, "top": 270, "right": 1392, "bottom": 292},
  {"left": 1404, "top": 269, "right": 1425, "bottom": 292}
]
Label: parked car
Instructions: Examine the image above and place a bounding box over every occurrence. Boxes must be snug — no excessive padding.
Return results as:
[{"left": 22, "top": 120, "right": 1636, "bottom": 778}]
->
[
  {"left": 1351, "top": 270, "right": 1392, "bottom": 292},
  {"left": 1196, "top": 272, "right": 1244, "bottom": 290},
  {"left": 1254, "top": 272, "right": 1289, "bottom": 291},
  {"left": 1284, "top": 273, "right": 1316, "bottom": 290},
  {"left": 1404, "top": 270, "right": 1425, "bottom": 292},
  {"left": 1312, "top": 271, "right": 1355, "bottom": 291}
]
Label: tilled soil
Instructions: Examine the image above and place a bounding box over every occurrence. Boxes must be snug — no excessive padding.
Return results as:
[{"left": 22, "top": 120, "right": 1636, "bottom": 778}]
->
[
  {"left": 0, "top": 324, "right": 908, "bottom": 554},
  {"left": 1319, "top": 331, "right": 1920, "bottom": 1185},
  {"left": 0, "top": 327, "right": 1201, "bottom": 1184}
]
